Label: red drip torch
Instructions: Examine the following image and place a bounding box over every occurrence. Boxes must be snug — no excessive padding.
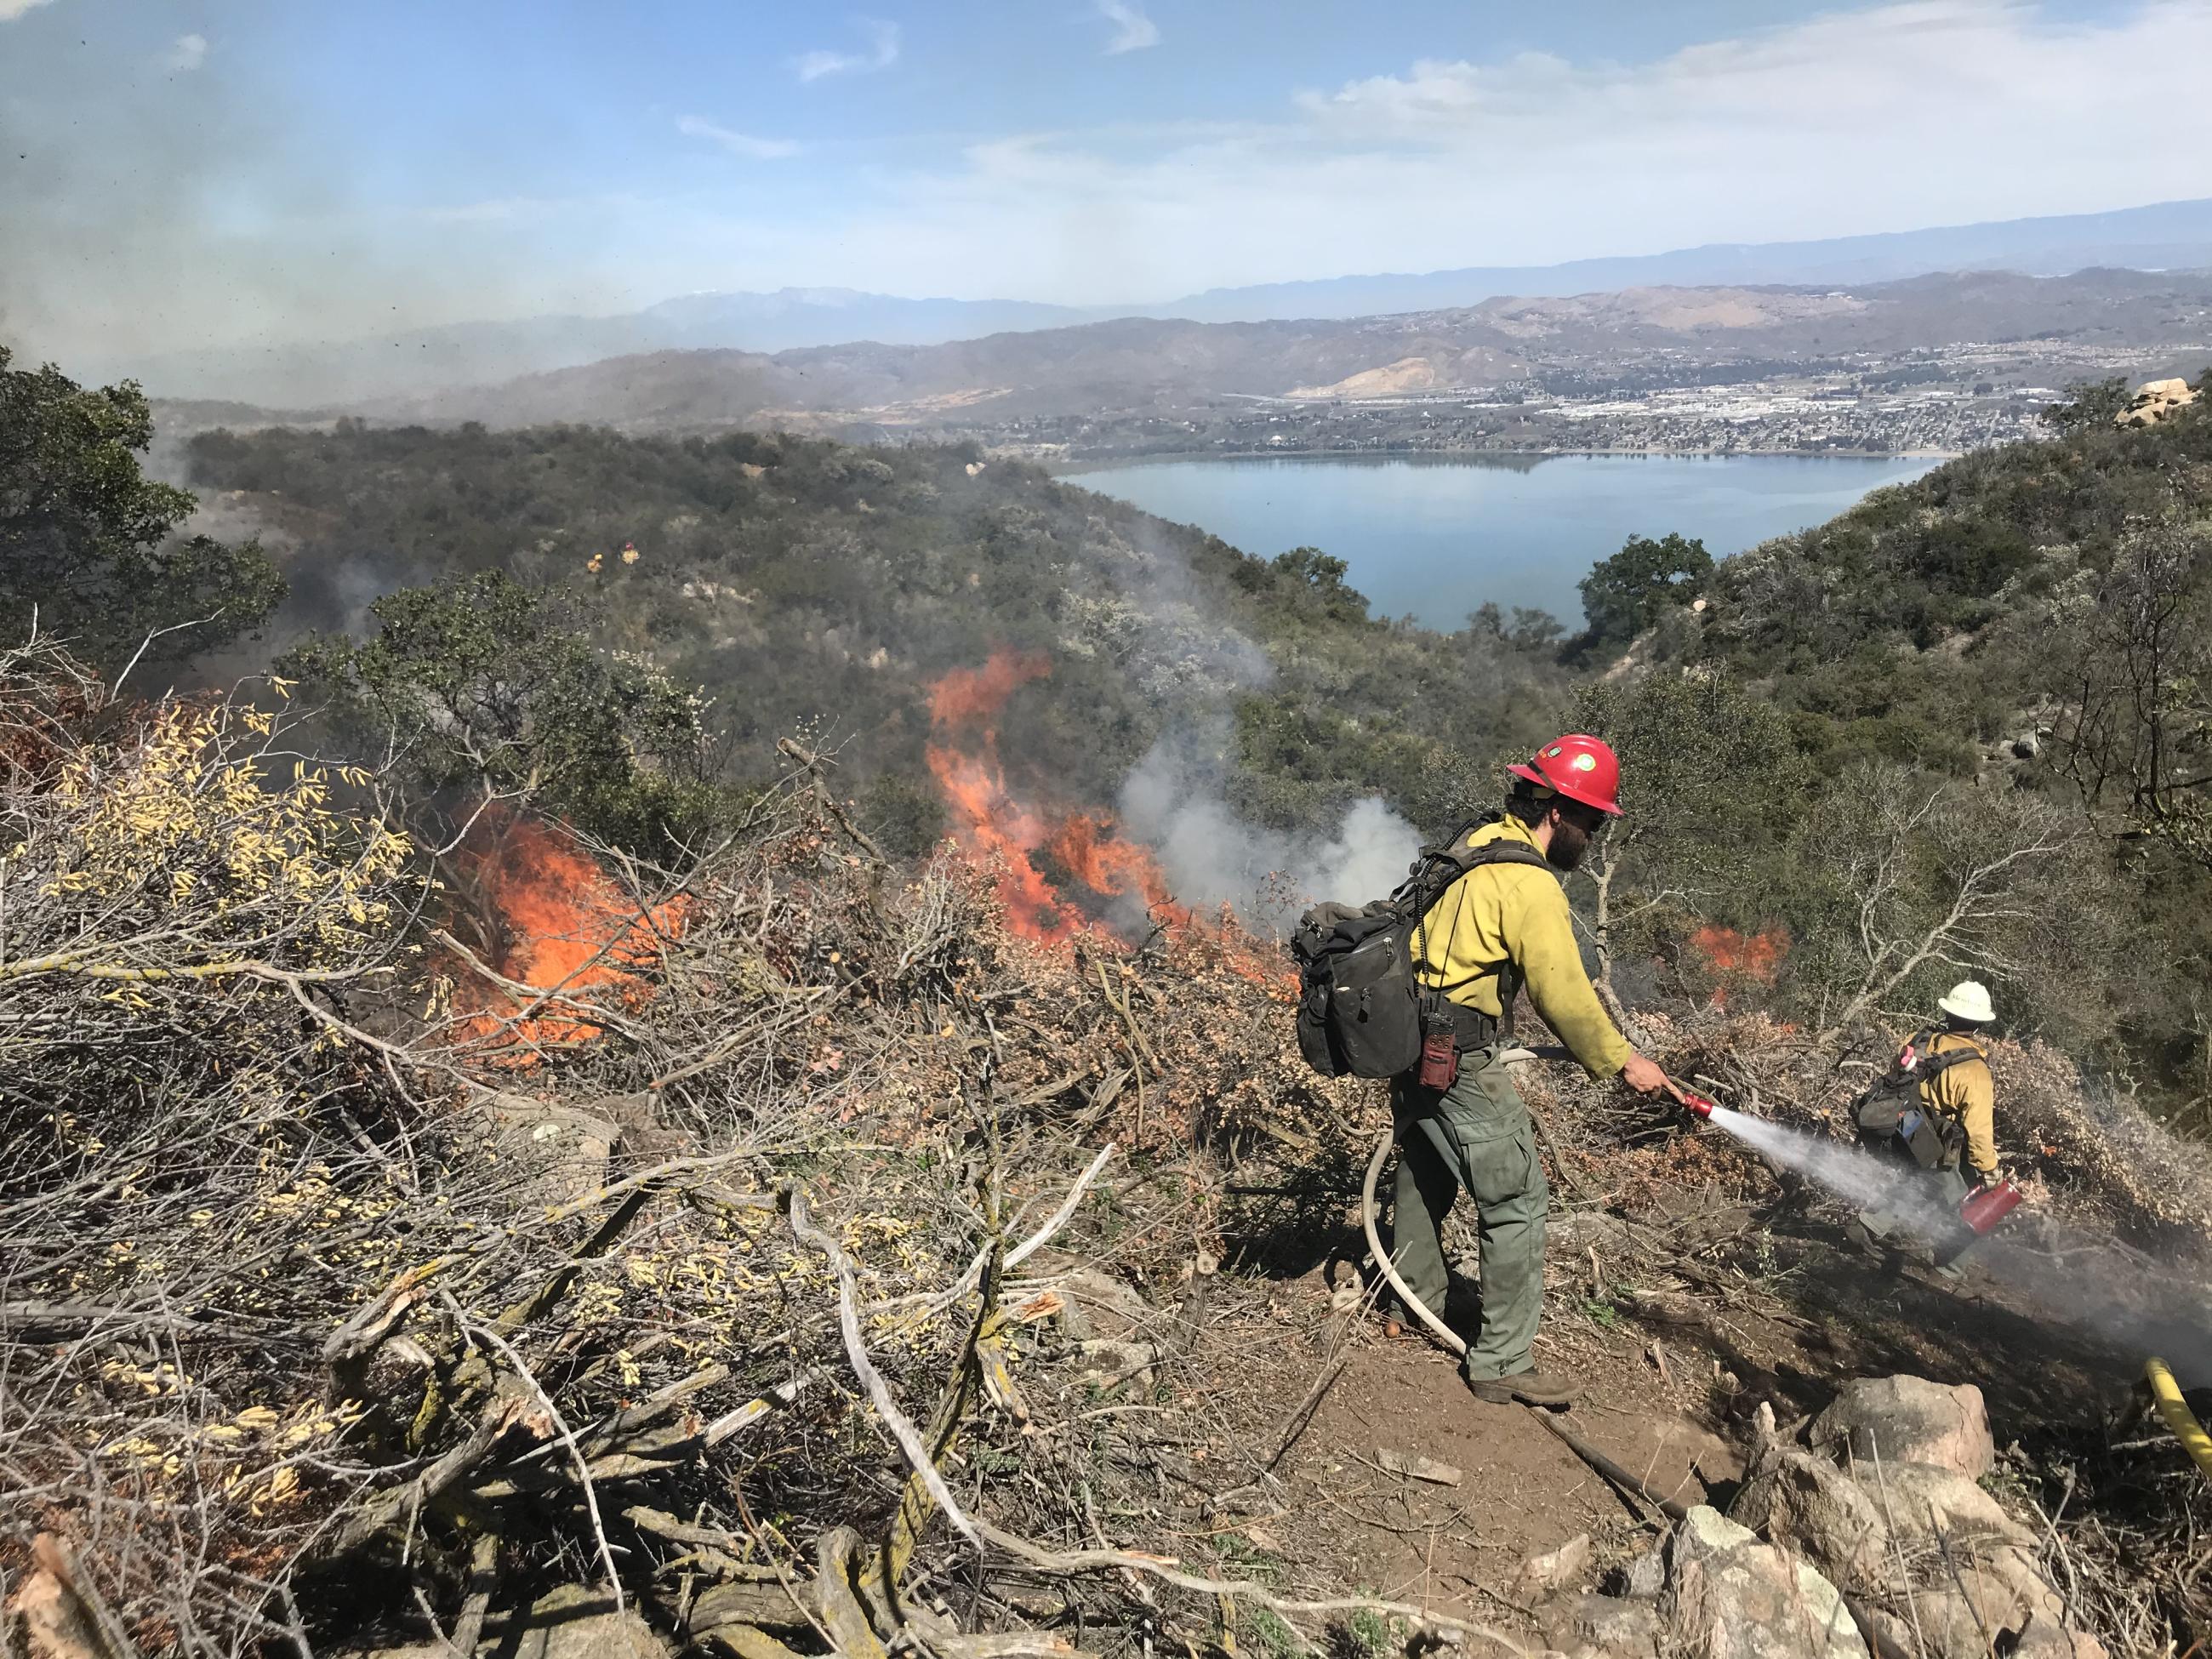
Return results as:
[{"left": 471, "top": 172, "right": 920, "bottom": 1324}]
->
[
  {"left": 1678, "top": 1092, "right": 1716, "bottom": 1121},
  {"left": 1959, "top": 1176, "right": 2024, "bottom": 1235}
]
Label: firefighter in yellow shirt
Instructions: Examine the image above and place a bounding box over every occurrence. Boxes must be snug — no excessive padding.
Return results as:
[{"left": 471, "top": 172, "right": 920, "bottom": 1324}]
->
[
  {"left": 1850, "top": 980, "right": 2004, "bottom": 1271},
  {"left": 1390, "top": 735, "right": 1685, "bottom": 1408}
]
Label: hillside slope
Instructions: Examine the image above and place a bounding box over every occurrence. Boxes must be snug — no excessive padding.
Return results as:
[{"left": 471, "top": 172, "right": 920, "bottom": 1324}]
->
[
  {"left": 183, "top": 377, "right": 2212, "bottom": 1120},
  {"left": 1662, "top": 373, "right": 2212, "bottom": 1110},
  {"left": 109, "top": 197, "right": 2212, "bottom": 406},
  {"left": 184, "top": 421, "right": 1571, "bottom": 848}
]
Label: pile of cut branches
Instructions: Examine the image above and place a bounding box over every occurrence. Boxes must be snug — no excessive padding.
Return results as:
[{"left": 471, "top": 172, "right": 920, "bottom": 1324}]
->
[{"left": 0, "top": 642, "right": 1435, "bottom": 1659}]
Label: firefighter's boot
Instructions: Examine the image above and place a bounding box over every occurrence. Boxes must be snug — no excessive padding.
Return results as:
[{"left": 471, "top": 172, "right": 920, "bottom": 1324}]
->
[{"left": 1467, "top": 1370, "right": 1581, "bottom": 1408}]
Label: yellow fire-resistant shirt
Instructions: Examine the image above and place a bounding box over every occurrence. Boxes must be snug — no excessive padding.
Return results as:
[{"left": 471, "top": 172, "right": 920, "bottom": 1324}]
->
[
  {"left": 1411, "top": 816, "right": 1633, "bottom": 1080},
  {"left": 1922, "top": 1031, "right": 1999, "bottom": 1178}
]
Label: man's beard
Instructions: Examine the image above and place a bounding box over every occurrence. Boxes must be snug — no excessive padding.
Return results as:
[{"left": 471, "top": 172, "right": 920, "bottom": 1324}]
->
[{"left": 1546, "top": 819, "right": 1593, "bottom": 872}]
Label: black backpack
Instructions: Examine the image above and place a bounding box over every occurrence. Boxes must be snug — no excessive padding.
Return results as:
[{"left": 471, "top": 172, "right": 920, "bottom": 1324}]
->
[
  {"left": 1850, "top": 1029, "right": 1984, "bottom": 1168},
  {"left": 1289, "top": 817, "right": 1554, "bottom": 1080}
]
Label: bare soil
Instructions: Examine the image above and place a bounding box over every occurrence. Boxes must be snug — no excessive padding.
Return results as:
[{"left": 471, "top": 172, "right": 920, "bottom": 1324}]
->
[{"left": 1129, "top": 1133, "right": 2209, "bottom": 1653}]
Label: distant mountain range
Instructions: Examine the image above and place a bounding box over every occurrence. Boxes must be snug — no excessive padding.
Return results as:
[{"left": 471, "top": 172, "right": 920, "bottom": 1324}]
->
[
  {"left": 344, "top": 267, "right": 2212, "bottom": 436},
  {"left": 1164, "top": 197, "right": 2212, "bottom": 322},
  {"left": 110, "top": 197, "right": 2212, "bottom": 408}
]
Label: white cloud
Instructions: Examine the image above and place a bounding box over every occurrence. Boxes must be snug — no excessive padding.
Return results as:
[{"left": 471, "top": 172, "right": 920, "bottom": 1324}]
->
[
  {"left": 676, "top": 115, "right": 801, "bottom": 161},
  {"left": 794, "top": 17, "right": 900, "bottom": 83},
  {"left": 709, "top": 0, "right": 2212, "bottom": 305},
  {"left": 163, "top": 32, "right": 208, "bottom": 72},
  {"left": 1097, "top": 0, "right": 1160, "bottom": 54},
  {"left": 0, "top": 0, "right": 60, "bottom": 20}
]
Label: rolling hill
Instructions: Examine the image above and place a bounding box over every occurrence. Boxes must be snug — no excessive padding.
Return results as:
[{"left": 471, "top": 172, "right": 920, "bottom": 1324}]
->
[
  {"left": 351, "top": 268, "right": 2212, "bottom": 436},
  {"left": 109, "top": 197, "right": 2212, "bottom": 408}
]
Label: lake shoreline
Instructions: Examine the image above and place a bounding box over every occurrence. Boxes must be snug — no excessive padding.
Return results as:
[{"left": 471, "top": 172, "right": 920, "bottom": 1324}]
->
[
  {"left": 1052, "top": 450, "right": 1940, "bottom": 628},
  {"left": 1037, "top": 445, "right": 1959, "bottom": 476}
]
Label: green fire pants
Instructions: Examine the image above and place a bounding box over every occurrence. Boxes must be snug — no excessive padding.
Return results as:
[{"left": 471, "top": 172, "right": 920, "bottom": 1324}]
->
[{"left": 1388, "top": 1046, "right": 1549, "bottom": 1382}]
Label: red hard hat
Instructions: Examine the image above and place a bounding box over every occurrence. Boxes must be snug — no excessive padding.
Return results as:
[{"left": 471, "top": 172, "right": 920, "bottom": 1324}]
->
[{"left": 1508, "top": 733, "right": 1622, "bottom": 817}]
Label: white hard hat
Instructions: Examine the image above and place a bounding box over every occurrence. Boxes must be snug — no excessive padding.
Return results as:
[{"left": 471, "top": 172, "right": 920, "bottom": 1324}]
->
[{"left": 1938, "top": 980, "right": 1996, "bottom": 1025}]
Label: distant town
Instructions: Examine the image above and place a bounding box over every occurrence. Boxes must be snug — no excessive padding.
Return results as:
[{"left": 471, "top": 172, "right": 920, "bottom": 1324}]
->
[{"left": 961, "top": 339, "right": 2203, "bottom": 463}]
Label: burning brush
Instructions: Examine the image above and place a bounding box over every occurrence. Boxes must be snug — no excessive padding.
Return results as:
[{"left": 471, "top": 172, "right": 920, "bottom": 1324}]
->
[{"left": 925, "top": 650, "right": 1189, "bottom": 945}]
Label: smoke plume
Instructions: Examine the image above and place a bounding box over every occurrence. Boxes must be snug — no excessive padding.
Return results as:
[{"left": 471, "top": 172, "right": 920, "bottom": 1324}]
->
[{"left": 1116, "top": 727, "right": 1423, "bottom": 932}]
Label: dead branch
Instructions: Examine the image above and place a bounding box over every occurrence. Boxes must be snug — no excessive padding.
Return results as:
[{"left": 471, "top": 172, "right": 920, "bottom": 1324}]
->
[{"left": 784, "top": 1183, "right": 983, "bottom": 1548}]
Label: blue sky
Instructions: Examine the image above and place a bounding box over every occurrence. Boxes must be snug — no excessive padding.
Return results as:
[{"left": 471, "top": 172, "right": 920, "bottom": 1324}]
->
[{"left": 3, "top": 0, "right": 2209, "bottom": 364}]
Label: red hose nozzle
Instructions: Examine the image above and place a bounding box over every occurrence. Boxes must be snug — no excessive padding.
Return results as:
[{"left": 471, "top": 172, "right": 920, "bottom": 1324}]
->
[{"left": 1679, "top": 1092, "right": 1715, "bottom": 1120}]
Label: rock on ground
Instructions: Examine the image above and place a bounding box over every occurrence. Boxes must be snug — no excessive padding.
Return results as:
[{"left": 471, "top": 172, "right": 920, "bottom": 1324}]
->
[
  {"left": 1513, "top": 1531, "right": 1593, "bottom": 1603},
  {"left": 1884, "top": 1555, "right": 2107, "bottom": 1659},
  {"left": 1662, "top": 1506, "right": 1867, "bottom": 1659},
  {"left": 1048, "top": 1265, "right": 1155, "bottom": 1343},
  {"left": 483, "top": 1096, "right": 624, "bottom": 1204},
  {"left": 5, "top": 1561, "right": 102, "bottom": 1659},
  {"left": 1808, "top": 1375, "right": 1993, "bottom": 1480},
  {"left": 1873, "top": 1461, "right": 2033, "bottom": 1552},
  {"left": 509, "top": 1585, "right": 671, "bottom": 1659},
  {"left": 1730, "top": 1438, "right": 1891, "bottom": 1588},
  {"left": 1542, "top": 1591, "right": 1663, "bottom": 1659}
]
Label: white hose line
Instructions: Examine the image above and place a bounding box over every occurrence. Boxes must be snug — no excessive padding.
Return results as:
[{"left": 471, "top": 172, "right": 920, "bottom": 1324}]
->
[
  {"left": 1357, "top": 1047, "right": 1555, "bottom": 1360},
  {"left": 1360, "top": 1120, "right": 1468, "bottom": 1357}
]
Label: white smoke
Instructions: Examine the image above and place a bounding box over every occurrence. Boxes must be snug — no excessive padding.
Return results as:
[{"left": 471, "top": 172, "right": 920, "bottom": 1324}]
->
[{"left": 1116, "top": 730, "right": 1424, "bottom": 932}]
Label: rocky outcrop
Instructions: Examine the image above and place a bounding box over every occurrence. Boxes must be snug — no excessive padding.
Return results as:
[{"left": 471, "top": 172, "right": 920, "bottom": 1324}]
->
[
  {"left": 1808, "top": 1374, "right": 1993, "bottom": 1479},
  {"left": 1517, "top": 1374, "right": 2113, "bottom": 1659},
  {"left": 1724, "top": 1377, "right": 2109, "bottom": 1659},
  {"left": 1662, "top": 1506, "right": 1867, "bottom": 1659},
  {"left": 2113, "top": 377, "right": 2199, "bottom": 428}
]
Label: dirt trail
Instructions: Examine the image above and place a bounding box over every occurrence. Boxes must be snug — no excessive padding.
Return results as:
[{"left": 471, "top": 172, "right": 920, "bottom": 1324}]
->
[{"left": 1166, "top": 1150, "right": 2203, "bottom": 1650}]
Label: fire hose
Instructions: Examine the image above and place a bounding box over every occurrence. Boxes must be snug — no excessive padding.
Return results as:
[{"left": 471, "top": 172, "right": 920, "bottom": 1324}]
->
[
  {"left": 2145, "top": 1357, "right": 2212, "bottom": 1481},
  {"left": 1353, "top": 1044, "right": 1651, "bottom": 1356},
  {"left": 1356, "top": 1054, "right": 1907, "bottom": 1658}
]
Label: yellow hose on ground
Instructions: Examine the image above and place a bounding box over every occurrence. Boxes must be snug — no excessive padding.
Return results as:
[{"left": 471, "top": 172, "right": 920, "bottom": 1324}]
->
[{"left": 2145, "top": 1357, "right": 2212, "bottom": 1479}]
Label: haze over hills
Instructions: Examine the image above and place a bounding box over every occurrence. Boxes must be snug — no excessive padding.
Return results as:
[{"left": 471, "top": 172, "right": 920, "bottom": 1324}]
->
[
  {"left": 340, "top": 266, "right": 2212, "bottom": 441},
  {"left": 1166, "top": 196, "right": 2212, "bottom": 322},
  {"left": 115, "top": 197, "right": 2212, "bottom": 408},
  {"left": 123, "top": 290, "right": 1101, "bottom": 411}
]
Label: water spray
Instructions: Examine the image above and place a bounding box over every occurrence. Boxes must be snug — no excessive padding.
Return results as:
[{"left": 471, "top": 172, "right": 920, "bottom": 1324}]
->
[{"left": 1364, "top": 1054, "right": 2212, "bottom": 1406}]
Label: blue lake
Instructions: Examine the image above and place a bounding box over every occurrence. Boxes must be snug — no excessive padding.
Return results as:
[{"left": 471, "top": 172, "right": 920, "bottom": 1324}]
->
[{"left": 1060, "top": 453, "right": 1938, "bottom": 629}]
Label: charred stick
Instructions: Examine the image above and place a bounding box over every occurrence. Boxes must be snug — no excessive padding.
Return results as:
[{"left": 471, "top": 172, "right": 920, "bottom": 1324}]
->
[
  {"left": 776, "top": 738, "right": 890, "bottom": 865},
  {"left": 447, "top": 1532, "right": 500, "bottom": 1659},
  {"left": 445, "top": 1295, "right": 624, "bottom": 1616},
  {"left": 1262, "top": 1355, "right": 1348, "bottom": 1476},
  {"left": 318, "top": 1380, "right": 531, "bottom": 1563}
]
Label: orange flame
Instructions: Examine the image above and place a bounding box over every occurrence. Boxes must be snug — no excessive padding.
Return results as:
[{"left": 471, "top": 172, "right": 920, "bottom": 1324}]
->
[
  {"left": 1690, "top": 925, "right": 1787, "bottom": 1007},
  {"left": 924, "top": 649, "right": 1184, "bottom": 944},
  {"left": 930, "top": 649, "right": 1051, "bottom": 727},
  {"left": 1047, "top": 812, "right": 1190, "bottom": 927},
  {"left": 447, "top": 811, "right": 684, "bottom": 1060},
  {"left": 925, "top": 742, "right": 1088, "bottom": 943}
]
